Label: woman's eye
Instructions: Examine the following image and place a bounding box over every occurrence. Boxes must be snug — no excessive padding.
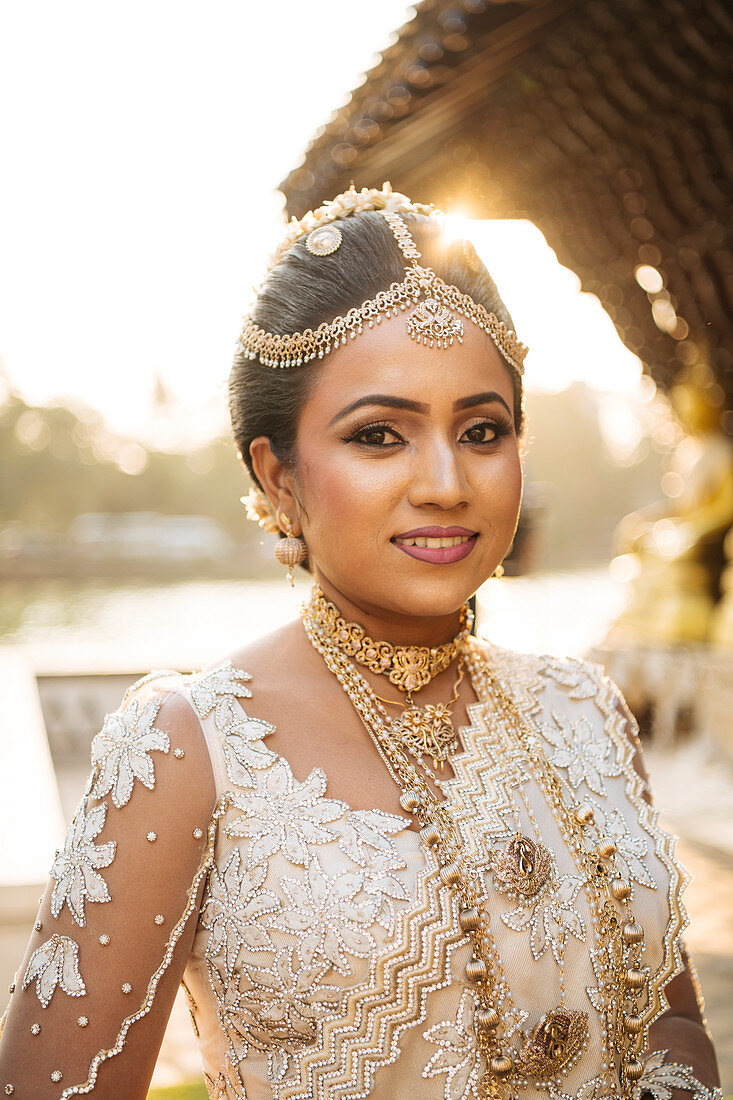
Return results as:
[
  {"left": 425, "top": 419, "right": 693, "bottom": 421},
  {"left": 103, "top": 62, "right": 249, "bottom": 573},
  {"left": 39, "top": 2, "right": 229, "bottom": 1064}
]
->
[
  {"left": 350, "top": 425, "right": 403, "bottom": 447},
  {"left": 461, "top": 421, "right": 499, "bottom": 444}
]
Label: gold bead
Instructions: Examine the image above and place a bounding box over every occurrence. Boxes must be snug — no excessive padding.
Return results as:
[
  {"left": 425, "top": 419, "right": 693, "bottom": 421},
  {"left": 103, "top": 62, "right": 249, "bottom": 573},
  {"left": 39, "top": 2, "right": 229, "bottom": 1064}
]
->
[
  {"left": 440, "top": 862, "right": 462, "bottom": 886},
  {"left": 597, "top": 838, "right": 617, "bottom": 859},
  {"left": 465, "top": 957, "right": 488, "bottom": 983},
  {"left": 420, "top": 823, "right": 441, "bottom": 848},
  {"left": 399, "top": 790, "right": 420, "bottom": 812},
  {"left": 475, "top": 1006, "right": 500, "bottom": 1030},
  {"left": 623, "top": 920, "right": 644, "bottom": 944},
  {"left": 575, "top": 804, "right": 594, "bottom": 824},
  {"left": 626, "top": 968, "right": 646, "bottom": 990},
  {"left": 490, "top": 1054, "right": 513, "bottom": 1077},
  {"left": 458, "top": 906, "right": 481, "bottom": 932},
  {"left": 611, "top": 879, "right": 631, "bottom": 900},
  {"left": 624, "top": 1014, "right": 643, "bottom": 1035},
  {"left": 625, "top": 1058, "right": 644, "bottom": 1082},
  {"left": 273, "top": 536, "right": 306, "bottom": 569}
]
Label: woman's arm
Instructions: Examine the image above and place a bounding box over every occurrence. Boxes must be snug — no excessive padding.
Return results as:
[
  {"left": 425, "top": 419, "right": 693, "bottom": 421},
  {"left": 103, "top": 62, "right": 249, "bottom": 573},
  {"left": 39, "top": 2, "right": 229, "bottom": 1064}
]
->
[
  {"left": 0, "top": 686, "right": 215, "bottom": 1098},
  {"left": 613, "top": 694, "right": 721, "bottom": 1096},
  {"left": 645, "top": 950, "right": 721, "bottom": 1095}
]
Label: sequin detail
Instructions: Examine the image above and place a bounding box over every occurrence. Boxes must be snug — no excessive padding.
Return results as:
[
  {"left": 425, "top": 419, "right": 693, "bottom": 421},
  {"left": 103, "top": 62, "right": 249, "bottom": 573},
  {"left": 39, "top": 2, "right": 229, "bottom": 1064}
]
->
[
  {"left": 22, "top": 934, "right": 86, "bottom": 1007},
  {"left": 49, "top": 801, "right": 116, "bottom": 926},
  {"left": 90, "top": 696, "right": 170, "bottom": 808}
]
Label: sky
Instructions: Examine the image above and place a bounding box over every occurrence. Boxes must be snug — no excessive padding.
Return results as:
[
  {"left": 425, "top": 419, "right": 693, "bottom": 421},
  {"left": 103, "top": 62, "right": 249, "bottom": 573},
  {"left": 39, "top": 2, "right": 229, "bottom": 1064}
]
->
[{"left": 1, "top": 1, "right": 645, "bottom": 448}]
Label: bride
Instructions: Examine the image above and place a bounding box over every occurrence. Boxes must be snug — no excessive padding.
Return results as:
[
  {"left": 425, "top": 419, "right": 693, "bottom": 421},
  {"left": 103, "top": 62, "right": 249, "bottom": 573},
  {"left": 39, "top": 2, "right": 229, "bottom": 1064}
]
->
[{"left": 0, "top": 186, "right": 720, "bottom": 1098}]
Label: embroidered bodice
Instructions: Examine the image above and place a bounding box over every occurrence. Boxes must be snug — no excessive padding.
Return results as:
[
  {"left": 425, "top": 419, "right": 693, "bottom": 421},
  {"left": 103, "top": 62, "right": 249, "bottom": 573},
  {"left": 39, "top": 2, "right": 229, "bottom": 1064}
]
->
[{"left": 0, "top": 643, "right": 719, "bottom": 1099}]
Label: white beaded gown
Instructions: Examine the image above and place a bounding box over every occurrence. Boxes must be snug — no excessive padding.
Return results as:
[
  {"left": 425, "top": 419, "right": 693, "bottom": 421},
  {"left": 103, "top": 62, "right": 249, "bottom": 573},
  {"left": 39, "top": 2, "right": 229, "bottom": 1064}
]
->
[{"left": 0, "top": 639, "right": 713, "bottom": 1099}]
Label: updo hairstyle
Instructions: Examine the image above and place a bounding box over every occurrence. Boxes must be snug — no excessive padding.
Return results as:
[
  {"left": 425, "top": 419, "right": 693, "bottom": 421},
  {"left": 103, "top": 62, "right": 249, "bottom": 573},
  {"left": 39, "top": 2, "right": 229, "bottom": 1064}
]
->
[{"left": 229, "top": 210, "right": 525, "bottom": 489}]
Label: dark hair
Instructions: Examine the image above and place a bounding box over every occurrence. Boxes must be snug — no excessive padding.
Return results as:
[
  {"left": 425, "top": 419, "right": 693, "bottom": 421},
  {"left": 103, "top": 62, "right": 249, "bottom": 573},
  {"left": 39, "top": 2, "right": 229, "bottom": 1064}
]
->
[{"left": 229, "top": 210, "right": 524, "bottom": 487}]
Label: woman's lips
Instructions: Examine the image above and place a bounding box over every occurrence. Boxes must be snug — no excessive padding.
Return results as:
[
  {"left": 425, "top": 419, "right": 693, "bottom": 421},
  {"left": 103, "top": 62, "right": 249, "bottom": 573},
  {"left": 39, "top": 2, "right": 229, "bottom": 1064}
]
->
[{"left": 391, "top": 528, "right": 478, "bottom": 564}]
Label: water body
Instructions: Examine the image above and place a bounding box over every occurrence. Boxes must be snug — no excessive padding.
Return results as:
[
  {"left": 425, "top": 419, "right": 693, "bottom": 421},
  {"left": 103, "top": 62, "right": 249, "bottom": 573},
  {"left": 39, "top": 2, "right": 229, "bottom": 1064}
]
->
[{"left": 0, "top": 569, "right": 626, "bottom": 673}]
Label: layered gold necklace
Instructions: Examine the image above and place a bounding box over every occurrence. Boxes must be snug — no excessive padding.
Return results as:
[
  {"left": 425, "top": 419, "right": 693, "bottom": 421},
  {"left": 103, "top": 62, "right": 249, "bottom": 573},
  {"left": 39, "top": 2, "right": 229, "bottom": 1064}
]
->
[
  {"left": 307, "top": 585, "right": 472, "bottom": 770},
  {"left": 301, "top": 587, "right": 650, "bottom": 1099}
]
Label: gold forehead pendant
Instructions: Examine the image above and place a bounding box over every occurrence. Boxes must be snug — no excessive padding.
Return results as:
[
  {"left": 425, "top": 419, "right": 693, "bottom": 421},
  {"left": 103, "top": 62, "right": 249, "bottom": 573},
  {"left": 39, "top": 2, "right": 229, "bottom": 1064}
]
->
[{"left": 237, "top": 189, "right": 528, "bottom": 373}]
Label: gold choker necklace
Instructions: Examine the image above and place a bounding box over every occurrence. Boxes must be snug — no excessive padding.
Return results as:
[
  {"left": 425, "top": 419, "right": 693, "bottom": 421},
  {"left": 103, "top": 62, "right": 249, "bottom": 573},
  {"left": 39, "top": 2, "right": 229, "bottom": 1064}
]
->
[
  {"left": 306, "top": 585, "right": 473, "bottom": 693},
  {"left": 303, "top": 586, "right": 473, "bottom": 770}
]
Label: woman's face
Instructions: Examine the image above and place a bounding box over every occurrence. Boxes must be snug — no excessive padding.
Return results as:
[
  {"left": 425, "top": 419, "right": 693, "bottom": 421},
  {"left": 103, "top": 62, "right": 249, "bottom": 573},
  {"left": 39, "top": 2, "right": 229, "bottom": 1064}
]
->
[{"left": 285, "top": 315, "right": 522, "bottom": 629}]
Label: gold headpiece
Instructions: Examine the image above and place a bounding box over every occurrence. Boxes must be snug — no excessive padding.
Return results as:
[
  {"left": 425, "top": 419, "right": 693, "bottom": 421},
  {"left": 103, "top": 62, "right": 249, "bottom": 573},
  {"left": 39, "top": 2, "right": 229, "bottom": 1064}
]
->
[{"left": 236, "top": 185, "right": 528, "bottom": 374}]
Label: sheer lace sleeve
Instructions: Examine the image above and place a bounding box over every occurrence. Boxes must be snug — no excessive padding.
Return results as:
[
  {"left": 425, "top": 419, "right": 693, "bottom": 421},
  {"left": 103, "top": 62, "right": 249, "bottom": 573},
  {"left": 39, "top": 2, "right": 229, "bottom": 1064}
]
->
[{"left": 0, "top": 672, "right": 216, "bottom": 1098}]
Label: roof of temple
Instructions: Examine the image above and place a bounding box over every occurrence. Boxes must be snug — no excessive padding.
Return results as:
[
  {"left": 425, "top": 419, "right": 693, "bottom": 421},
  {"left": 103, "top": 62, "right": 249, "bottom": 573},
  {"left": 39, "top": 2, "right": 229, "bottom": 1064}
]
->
[{"left": 280, "top": 0, "right": 733, "bottom": 418}]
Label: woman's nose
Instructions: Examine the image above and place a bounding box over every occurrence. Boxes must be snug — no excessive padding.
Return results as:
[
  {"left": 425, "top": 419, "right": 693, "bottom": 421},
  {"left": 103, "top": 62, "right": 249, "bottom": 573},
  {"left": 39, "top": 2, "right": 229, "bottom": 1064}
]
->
[{"left": 407, "top": 440, "right": 469, "bottom": 510}]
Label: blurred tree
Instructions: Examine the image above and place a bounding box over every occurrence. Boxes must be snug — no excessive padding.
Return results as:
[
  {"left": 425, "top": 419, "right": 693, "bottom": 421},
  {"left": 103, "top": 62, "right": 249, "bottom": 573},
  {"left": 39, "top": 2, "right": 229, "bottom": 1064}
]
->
[{"left": 1, "top": 382, "right": 667, "bottom": 571}]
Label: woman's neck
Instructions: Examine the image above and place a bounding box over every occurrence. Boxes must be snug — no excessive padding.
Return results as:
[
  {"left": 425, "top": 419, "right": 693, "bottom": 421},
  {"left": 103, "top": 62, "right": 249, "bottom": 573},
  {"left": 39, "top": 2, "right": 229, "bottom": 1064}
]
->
[{"left": 314, "top": 575, "right": 469, "bottom": 649}]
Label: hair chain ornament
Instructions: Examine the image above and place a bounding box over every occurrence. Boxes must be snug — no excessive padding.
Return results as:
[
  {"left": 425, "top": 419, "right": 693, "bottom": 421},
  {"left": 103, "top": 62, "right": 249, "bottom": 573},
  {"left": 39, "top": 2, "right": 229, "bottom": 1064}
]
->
[
  {"left": 236, "top": 184, "right": 528, "bottom": 374},
  {"left": 301, "top": 587, "right": 651, "bottom": 1098}
]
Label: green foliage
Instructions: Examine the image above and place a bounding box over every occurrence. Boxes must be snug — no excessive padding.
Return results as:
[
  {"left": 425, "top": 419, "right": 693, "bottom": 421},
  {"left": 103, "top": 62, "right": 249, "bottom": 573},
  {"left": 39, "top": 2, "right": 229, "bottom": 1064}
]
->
[
  {"left": 0, "top": 391, "right": 253, "bottom": 537},
  {"left": 523, "top": 385, "right": 665, "bottom": 568},
  {"left": 1, "top": 382, "right": 668, "bottom": 571},
  {"left": 147, "top": 1083, "right": 208, "bottom": 1100}
]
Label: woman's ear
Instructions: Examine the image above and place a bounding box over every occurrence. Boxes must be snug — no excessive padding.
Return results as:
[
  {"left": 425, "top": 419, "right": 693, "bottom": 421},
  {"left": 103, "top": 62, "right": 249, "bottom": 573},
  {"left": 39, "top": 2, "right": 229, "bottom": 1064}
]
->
[{"left": 248, "top": 436, "right": 302, "bottom": 535}]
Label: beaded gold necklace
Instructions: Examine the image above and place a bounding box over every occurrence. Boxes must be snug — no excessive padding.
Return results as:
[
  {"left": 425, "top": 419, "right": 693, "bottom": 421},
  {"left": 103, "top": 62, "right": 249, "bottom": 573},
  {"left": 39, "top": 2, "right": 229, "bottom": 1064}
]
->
[
  {"left": 308, "top": 586, "right": 472, "bottom": 770},
  {"left": 301, "top": 592, "right": 650, "bottom": 1099}
]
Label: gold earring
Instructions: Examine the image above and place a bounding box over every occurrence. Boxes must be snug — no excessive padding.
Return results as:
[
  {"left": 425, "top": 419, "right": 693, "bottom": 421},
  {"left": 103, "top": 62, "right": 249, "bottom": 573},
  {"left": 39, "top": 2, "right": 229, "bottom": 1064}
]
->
[{"left": 273, "top": 513, "right": 307, "bottom": 586}]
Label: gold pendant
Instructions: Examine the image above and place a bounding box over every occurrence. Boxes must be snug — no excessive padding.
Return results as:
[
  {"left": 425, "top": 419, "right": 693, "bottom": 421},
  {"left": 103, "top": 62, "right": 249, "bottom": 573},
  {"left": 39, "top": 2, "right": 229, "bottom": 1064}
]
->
[
  {"left": 492, "top": 836, "right": 553, "bottom": 899},
  {"left": 406, "top": 296, "right": 464, "bottom": 348},
  {"left": 391, "top": 703, "right": 458, "bottom": 765},
  {"left": 515, "top": 1007, "right": 588, "bottom": 1077},
  {"left": 479, "top": 1072, "right": 509, "bottom": 1100},
  {"left": 390, "top": 648, "right": 437, "bottom": 693}
]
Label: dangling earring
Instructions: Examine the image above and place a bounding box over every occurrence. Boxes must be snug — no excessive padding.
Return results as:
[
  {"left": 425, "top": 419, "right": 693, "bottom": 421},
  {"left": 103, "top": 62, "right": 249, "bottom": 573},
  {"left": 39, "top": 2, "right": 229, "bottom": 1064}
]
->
[
  {"left": 273, "top": 513, "right": 307, "bottom": 586},
  {"left": 493, "top": 563, "right": 505, "bottom": 579}
]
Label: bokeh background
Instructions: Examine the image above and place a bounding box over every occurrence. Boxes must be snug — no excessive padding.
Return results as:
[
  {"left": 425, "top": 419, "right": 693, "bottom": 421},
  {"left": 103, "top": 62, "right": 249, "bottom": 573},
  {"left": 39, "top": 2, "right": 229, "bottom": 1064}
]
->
[{"left": 1, "top": 1, "right": 731, "bottom": 1093}]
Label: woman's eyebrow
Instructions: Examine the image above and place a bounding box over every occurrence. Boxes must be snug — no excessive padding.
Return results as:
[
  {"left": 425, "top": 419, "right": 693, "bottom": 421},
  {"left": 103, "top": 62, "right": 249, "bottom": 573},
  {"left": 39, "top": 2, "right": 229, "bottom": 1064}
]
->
[
  {"left": 453, "top": 391, "right": 512, "bottom": 415},
  {"left": 329, "top": 394, "right": 430, "bottom": 425}
]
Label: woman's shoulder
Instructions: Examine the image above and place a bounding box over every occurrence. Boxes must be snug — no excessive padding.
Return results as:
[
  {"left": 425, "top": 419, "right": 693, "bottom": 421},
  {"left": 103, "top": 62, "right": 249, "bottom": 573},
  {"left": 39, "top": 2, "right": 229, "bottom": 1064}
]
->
[{"left": 472, "top": 635, "right": 616, "bottom": 702}]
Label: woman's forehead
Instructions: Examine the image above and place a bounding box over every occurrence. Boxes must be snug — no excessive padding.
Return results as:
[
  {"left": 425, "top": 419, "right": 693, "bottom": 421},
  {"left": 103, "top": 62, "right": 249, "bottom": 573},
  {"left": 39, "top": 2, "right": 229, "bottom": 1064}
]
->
[{"left": 305, "top": 313, "right": 516, "bottom": 412}]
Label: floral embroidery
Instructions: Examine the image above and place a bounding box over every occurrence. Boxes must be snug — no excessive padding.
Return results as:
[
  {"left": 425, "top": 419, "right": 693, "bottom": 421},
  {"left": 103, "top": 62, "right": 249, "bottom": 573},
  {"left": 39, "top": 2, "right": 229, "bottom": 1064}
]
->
[
  {"left": 631, "top": 1049, "right": 724, "bottom": 1100},
  {"left": 541, "top": 711, "right": 622, "bottom": 796},
  {"left": 590, "top": 803, "right": 656, "bottom": 889},
  {"left": 221, "top": 712, "right": 277, "bottom": 789},
  {"left": 189, "top": 661, "right": 252, "bottom": 726},
  {"left": 201, "top": 851, "right": 279, "bottom": 973},
  {"left": 90, "top": 697, "right": 169, "bottom": 808},
  {"left": 22, "top": 935, "right": 86, "bottom": 1007},
  {"left": 227, "top": 760, "right": 347, "bottom": 867},
  {"left": 49, "top": 801, "right": 116, "bottom": 926},
  {"left": 549, "top": 1073, "right": 612, "bottom": 1100},
  {"left": 422, "top": 988, "right": 483, "bottom": 1100},
  {"left": 542, "top": 657, "right": 600, "bottom": 700},
  {"left": 339, "top": 808, "right": 409, "bottom": 868},
  {"left": 363, "top": 853, "right": 411, "bottom": 933},
  {"left": 242, "top": 946, "right": 342, "bottom": 1043},
  {"left": 275, "top": 856, "right": 378, "bottom": 973},
  {"left": 502, "top": 872, "right": 587, "bottom": 964}
]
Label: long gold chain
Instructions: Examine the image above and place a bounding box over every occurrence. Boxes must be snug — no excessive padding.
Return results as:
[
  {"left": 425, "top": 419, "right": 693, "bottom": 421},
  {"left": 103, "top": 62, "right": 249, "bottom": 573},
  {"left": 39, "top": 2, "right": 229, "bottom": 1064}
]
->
[
  {"left": 301, "top": 598, "right": 649, "bottom": 1097},
  {"left": 465, "top": 652, "right": 650, "bottom": 1093}
]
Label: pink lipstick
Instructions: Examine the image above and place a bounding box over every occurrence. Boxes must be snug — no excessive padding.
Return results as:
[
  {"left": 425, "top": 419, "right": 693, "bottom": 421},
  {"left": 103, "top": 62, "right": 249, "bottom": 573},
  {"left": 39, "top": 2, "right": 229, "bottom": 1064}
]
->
[{"left": 391, "top": 526, "right": 478, "bottom": 564}]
